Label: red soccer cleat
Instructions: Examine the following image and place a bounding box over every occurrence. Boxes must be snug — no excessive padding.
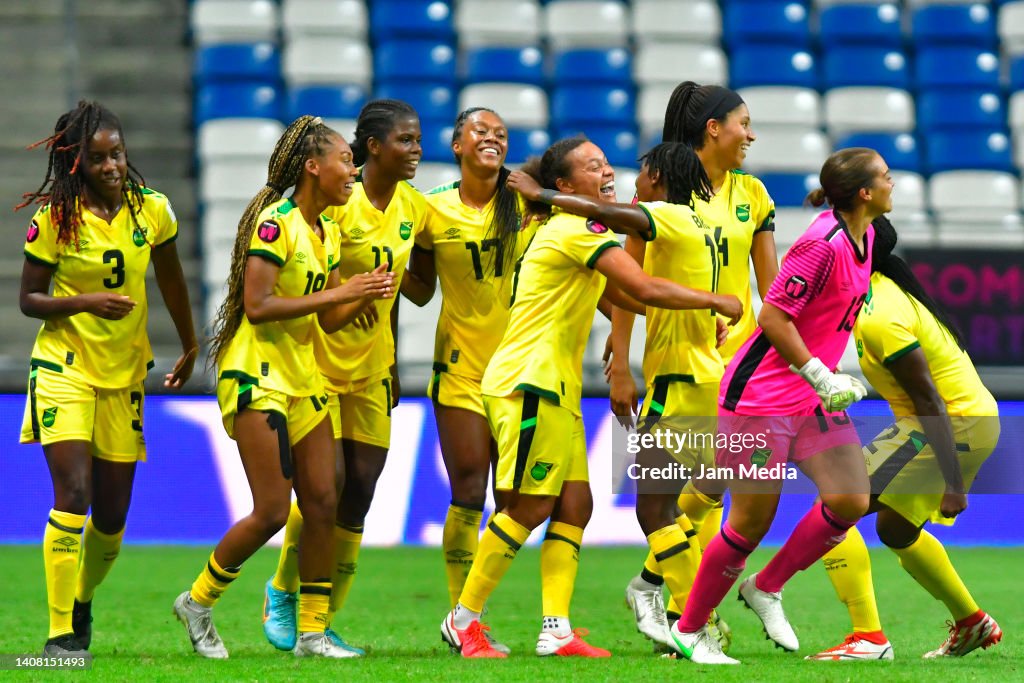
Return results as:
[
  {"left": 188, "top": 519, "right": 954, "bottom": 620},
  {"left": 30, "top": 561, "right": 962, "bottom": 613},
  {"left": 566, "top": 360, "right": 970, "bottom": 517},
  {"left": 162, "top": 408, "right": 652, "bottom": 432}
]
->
[
  {"left": 536, "top": 628, "right": 612, "bottom": 657},
  {"left": 441, "top": 612, "right": 507, "bottom": 659}
]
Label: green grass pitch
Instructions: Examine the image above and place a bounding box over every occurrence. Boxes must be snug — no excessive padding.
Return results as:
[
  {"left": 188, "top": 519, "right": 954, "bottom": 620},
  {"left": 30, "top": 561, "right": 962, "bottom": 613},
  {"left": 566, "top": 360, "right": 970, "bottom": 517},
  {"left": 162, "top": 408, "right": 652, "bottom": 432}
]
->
[{"left": 0, "top": 545, "right": 1019, "bottom": 681}]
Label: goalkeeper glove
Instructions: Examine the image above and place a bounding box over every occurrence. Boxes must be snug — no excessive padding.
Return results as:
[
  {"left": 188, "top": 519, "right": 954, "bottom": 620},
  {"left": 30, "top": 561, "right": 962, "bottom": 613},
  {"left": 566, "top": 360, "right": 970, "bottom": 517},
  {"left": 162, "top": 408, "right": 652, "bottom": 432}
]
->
[{"left": 790, "top": 357, "right": 867, "bottom": 413}]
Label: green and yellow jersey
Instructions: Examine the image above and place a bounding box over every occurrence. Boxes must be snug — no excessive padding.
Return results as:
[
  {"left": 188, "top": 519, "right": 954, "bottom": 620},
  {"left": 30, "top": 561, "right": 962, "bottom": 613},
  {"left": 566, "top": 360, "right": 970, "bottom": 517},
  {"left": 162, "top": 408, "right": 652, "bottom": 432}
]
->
[
  {"left": 218, "top": 197, "right": 340, "bottom": 396},
  {"left": 24, "top": 188, "right": 177, "bottom": 388},
  {"left": 482, "top": 209, "right": 620, "bottom": 416}
]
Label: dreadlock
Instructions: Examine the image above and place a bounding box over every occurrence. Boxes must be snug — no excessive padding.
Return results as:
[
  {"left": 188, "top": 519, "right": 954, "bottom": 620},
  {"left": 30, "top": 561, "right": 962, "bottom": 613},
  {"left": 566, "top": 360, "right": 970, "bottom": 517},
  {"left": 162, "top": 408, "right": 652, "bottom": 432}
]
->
[
  {"left": 16, "top": 100, "right": 146, "bottom": 247},
  {"left": 351, "top": 98, "right": 418, "bottom": 167},
  {"left": 207, "top": 115, "right": 338, "bottom": 366},
  {"left": 519, "top": 135, "right": 590, "bottom": 219},
  {"left": 639, "top": 142, "right": 713, "bottom": 207},
  {"left": 871, "top": 215, "right": 966, "bottom": 351},
  {"left": 451, "top": 106, "right": 520, "bottom": 276}
]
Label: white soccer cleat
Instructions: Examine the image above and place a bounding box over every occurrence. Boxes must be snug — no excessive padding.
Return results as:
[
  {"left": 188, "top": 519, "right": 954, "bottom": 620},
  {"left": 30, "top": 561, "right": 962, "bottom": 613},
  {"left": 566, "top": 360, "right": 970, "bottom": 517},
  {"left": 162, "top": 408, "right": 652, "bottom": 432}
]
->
[
  {"left": 669, "top": 622, "right": 740, "bottom": 664},
  {"left": 624, "top": 576, "right": 673, "bottom": 647},
  {"left": 709, "top": 609, "right": 733, "bottom": 653},
  {"left": 738, "top": 573, "right": 799, "bottom": 652},
  {"left": 294, "top": 631, "right": 362, "bottom": 658},
  {"left": 806, "top": 633, "right": 894, "bottom": 661},
  {"left": 923, "top": 613, "right": 1003, "bottom": 658},
  {"left": 173, "top": 591, "right": 228, "bottom": 659}
]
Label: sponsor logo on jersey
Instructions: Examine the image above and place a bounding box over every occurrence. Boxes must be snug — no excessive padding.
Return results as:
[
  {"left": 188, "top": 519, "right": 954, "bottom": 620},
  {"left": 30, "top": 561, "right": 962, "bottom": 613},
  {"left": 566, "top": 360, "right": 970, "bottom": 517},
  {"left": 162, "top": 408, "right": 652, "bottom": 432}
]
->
[
  {"left": 530, "top": 461, "right": 554, "bottom": 481},
  {"left": 736, "top": 204, "right": 750, "bottom": 222},
  {"left": 257, "top": 220, "right": 281, "bottom": 243},
  {"left": 400, "top": 221, "right": 413, "bottom": 240},
  {"left": 586, "top": 219, "right": 609, "bottom": 234},
  {"left": 132, "top": 226, "right": 148, "bottom": 247},
  {"left": 784, "top": 275, "right": 807, "bottom": 299},
  {"left": 41, "top": 406, "right": 58, "bottom": 428},
  {"left": 26, "top": 219, "right": 40, "bottom": 243}
]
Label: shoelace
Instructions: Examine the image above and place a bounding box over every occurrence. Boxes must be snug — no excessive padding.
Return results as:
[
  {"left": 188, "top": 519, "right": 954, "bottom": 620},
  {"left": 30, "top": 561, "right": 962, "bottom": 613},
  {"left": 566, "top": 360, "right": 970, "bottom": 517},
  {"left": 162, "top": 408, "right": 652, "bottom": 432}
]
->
[
  {"left": 640, "top": 592, "right": 670, "bottom": 626},
  {"left": 698, "top": 627, "right": 725, "bottom": 655},
  {"left": 821, "top": 634, "right": 861, "bottom": 652},
  {"left": 465, "top": 622, "right": 495, "bottom": 651}
]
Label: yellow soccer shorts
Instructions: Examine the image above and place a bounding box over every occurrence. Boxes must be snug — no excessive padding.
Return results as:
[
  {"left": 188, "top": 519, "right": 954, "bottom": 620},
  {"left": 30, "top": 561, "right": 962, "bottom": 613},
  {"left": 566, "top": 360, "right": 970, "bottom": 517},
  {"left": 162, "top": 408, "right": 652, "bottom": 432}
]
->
[
  {"left": 484, "top": 391, "right": 588, "bottom": 497},
  {"left": 217, "top": 376, "right": 328, "bottom": 447},
  {"left": 637, "top": 380, "right": 719, "bottom": 472},
  {"left": 323, "top": 373, "right": 393, "bottom": 449},
  {"left": 430, "top": 368, "right": 485, "bottom": 417},
  {"left": 20, "top": 364, "right": 146, "bottom": 462},
  {"left": 867, "top": 415, "right": 1000, "bottom": 527}
]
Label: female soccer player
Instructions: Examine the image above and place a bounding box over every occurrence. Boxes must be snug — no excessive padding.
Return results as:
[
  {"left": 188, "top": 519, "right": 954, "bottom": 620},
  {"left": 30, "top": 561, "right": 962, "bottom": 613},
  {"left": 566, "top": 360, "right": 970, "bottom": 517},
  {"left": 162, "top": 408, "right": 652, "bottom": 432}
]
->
[
  {"left": 172, "top": 116, "right": 394, "bottom": 659},
  {"left": 17, "top": 101, "right": 198, "bottom": 656},
  {"left": 669, "top": 147, "right": 890, "bottom": 665},
  {"left": 439, "top": 135, "right": 742, "bottom": 658},
  {"left": 262, "top": 100, "right": 428, "bottom": 654},
  {"left": 810, "top": 216, "right": 1001, "bottom": 661}
]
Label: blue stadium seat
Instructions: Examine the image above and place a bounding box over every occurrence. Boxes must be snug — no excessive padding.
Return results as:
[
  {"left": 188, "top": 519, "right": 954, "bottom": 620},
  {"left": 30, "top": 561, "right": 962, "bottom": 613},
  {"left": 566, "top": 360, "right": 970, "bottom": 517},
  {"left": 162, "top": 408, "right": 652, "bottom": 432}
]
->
[
  {"left": 916, "top": 48, "right": 1000, "bottom": 89},
  {"left": 917, "top": 90, "right": 1005, "bottom": 132},
  {"left": 1011, "top": 55, "right": 1024, "bottom": 91},
  {"left": 822, "top": 47, "right": 909, "bottom": 89},
  {"left": 551, "top": 86, "right": 635, "bottom": 126},
  {"left": 924, "top": 131, "right": 1014, "bottom": 173},
  {"left": 911, "top": 4, "right": 996, "bottom": 48},
  {"left": 420, "top": 122, "right": 455, "bottom": 163},
  {"left": 287, "top": 85, "right": 367, "bottom": 121},
  {"left": 834, "top": 132, "right": 922, "bottom": 174},
  {"left": 375, "top": 40, "right": 456, "bottom": 84},
  {"left": 375, "top": 83, "right": 456, "bottom": 122},
  {"left": 730, "top": 46, "right": 817, "bottom": 89},
  {"left": 506, "top": 128, "right": 551, "bottom": 164},
  {"left": 552, "top": 48, "right": 633, "bottom": 86},
  {"left": 554, "top": 126, "right": 638, "bottom": 166},
  {"left": 758, "top": 172, "right": 818, "bottom": 208},
  {"left": 723, "top": 1, "right": 811, "bottom": 48},
  {"left": 194, "top": 43, "right": 279, "bottom": 85},
  {"left": 464, "top": 47, "right": 544, "bottom": 86},
  {"left": 370, "top": 0, "right": 454, "bottom": 41},
  {"left": 195, "top": 83, "right": 281, "bottom": 125},
  {"left": 818, "top": 4, "right": 902, "bottom": 47}
]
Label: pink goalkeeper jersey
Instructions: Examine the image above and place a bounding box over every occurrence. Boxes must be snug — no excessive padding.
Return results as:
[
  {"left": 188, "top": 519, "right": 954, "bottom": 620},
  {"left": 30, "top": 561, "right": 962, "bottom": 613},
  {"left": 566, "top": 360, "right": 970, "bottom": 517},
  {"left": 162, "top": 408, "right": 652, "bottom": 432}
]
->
[{"left": 720, "top": 209, "right": 874, "bottom": 415}]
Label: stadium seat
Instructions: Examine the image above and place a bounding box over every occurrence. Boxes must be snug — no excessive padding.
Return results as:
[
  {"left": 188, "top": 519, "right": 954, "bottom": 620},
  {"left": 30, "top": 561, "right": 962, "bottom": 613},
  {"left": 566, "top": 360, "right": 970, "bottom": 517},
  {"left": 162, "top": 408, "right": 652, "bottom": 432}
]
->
[
  {"left": 195, "top": 83, "right": 282, "bottom": 125},
  {"left": 737, "top": 87, "right": 821, "bottom": 129},
  {"left": 412, "top": 162, "right": 461, "bottom": 192},
  {"left": 370, "top": 0, "right": 454, "bottom": 42},
  {"left": 200, "top": 161, "right": 269, "bottom": 203},
  {"left": 823, "top": 87, "right": 914, "bottom": 135},
  {"left": 374, "top": 40, "right": 456, "bottom": 84},
  {"left": 282, "top": 39, "right": 371, "bottom": 88},
  {"left": 822, "top": 47, "right": 909, "bottom": 89},
  {"left": 730, "top": 46, "right": 817, "bottom": 89},
  {"left": 915, "top": 47, "right": 1000, "bottom": 89},
  {"left": 191, "top": 0, "right": 278, "bottom": 45},
  {"left": 818, "top": 3, "right": 902, "bottom": 46},
  {"left": 553, "top": 49, "right": 632, "bottom": 86},
  {"left": 287, "top": 85, "right": 367, "bottom": 121},
  {"left": 551, "top": 86, "right": 635, "bottom": 127},
  {"left": 544, "top": 1, "right": 630, "bottom": 48},
  {"left": 773, "top": 207, "right": 821, "bottom": 248},
  {"left": 631, "top": 0, "right": 721, "bottom": 44},
  {"left": 723, "top": 1, "right": 811, "bottom": 48},
  {"left": 917, "top": 90, "right": 1005, "bottom": 131},
  {"left": 637, "top": 83, "right": 673, "bottom": 136},
  {"left": 742, "top": 130, "right": 830, "bottom": 173},
  {"left": 998, "top": 1, "right": 1024, "bottom": 54},
  {"left": 635, "top": 44, "right": 728, "bottom": 86},
  {"left": 506, "top": 128, "right": 552, "bottom": 164},
  {"left": 420, "top": 123, "right": 456, "bottom": 163},
  {"left": 398, "top": 296, "right": 443, "bottom": 366},
  {"left": 911, "top": 4, "right": 995, "bottom": 48},
  {"left": 464, "top": 47, "right": 545, "bottom": 86},
  {"left": 201, "top": 200, "right": 249, "bottom": 248},
  {"left": 281, "top": 0, "right": 366, "bottom": 40},
  {"left": 833, "top": 132, "right": 922, "bottom": 173},
  {"left": 613, "top": 166, "right": 639, "bottom": 203},
  {"left": 455, "top": 0, "right": 541, "bottom": 48},
  {"left": 323, "top": 117, "right": 358, "bottom": 140},
  {"left": 935, "top": 214, "right": 1024, "bottom": 250},
  {"left": 889, "top": 170, "right": 928, "bottom": 214},
  {"left": 759, "top": 172, "right": 820, "bottom": 207},
  {"left": 924, "top": 131, "right": 1014, "bottom": 173},
  {"left": 814, "top": 0, "right": 893, "bottom": 6},
  {"left": 194, "top": 44, "right": 279, "bottom": 85},
  {"left": 555, "top": 126, "right": 639, "bottom": 167},
  {"left": 198, "top": 118, "right": 284, "bottom": 164},
  {"left": 459, "top": 84, "right": 549, "bottom": 128},
  {"left": 929, "top": 170, "right": 1021, "bottom": 219},
  {"left": 375, "top": 83, "right": 456, "bottom": 123}
]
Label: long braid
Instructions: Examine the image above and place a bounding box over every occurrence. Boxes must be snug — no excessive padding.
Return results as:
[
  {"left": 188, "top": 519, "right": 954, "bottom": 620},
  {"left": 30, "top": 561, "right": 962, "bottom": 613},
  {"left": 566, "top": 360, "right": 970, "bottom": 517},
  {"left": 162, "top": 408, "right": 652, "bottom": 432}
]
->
[
  {"left": 662, "top": 81, "right": 707, "bottom": 149},
  {"left": 16, "top": 100, "right": 147, "bottom": 247},
  {"left": 640, "top": 142, "right": 712, "bottom": 206},
  {"left": 207, "top": 116, "right": 338, "bottom": 366}
]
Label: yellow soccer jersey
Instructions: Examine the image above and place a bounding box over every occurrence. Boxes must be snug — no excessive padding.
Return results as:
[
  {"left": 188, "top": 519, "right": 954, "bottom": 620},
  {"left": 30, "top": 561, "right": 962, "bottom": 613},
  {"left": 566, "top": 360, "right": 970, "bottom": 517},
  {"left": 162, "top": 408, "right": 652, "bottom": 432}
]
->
[
  {"left": 419, "top": 183, "right": 536, "bottom": 379},
  {"left": 637, "top": 201, "right": 723, "bottom": 385},
  {"left": 694, "top": 169, "right": 775, "bottom": 363},
  {"left": 218, "top": 198, "right": 340, "bottom": 396},
  {"left": 855, "top": 273, "right": 997, "bottom": 417},
  {"left": 23, "top": 187, "right": 177, "bottom": 388},
  {"left": 482, "top": 209, "right": 620, "bottom": 416},
  {"left": 318, "top": 179, "right": 427, "bottom": 383}
]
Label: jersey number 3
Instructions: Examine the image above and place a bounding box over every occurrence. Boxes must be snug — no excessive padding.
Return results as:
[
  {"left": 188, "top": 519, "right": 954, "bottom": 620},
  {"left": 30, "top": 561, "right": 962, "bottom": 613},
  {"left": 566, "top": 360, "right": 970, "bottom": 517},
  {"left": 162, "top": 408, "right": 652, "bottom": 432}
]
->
[{"left": 103, "top": 249, "right": 125, "bottom": 289}]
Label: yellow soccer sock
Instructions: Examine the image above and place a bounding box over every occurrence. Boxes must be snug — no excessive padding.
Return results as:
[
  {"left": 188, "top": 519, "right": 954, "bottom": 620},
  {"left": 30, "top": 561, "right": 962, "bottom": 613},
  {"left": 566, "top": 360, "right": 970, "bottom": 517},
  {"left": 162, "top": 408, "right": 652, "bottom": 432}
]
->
[
  {"left": 43, "top": 509, "right": 86, "bottom": 639},
  {"left": 190, "top": 552, "right": 240, "bottom": 608},
  {"left": 892, "top": 529, "right": 979, "bottom": 621},
  {"left": 822, "top": 526, "right": 883, "bottom": 633},
  {"left": 75, "top": 517, "right": 124, "bottom": 604},
  {"left": 271, "top": 500, "right": 302, "bottom": 593},
  {"left": 541, "top": 522, "right": 584, "bottom": 617},
  {"left": 676, "top": 480, "right": 719, "bottom": 541},
  {"left": 298, "top": 581, "right": 331, "bottom": 634},
  {"left": 443, "top": 503, "right": 484, "bottom": 609},
  {"left": 459, "top": 512, "right": 530, "bottom": 613},
  {"left": 697, "top": 503, "right": 724, "bottom": 551},
  {"left": 329, "top": 524, "right": 363, "bottom": 617},
  {"left": 647, "top": 523, "right": 699, "bottom": 618}
]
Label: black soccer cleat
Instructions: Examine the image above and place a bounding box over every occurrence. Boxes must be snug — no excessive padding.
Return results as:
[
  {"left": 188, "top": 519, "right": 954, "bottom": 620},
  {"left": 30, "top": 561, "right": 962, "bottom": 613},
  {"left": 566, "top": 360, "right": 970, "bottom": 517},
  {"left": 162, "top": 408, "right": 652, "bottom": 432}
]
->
[
  {"left": 43, "top": 633, "right": 89, "bottom": 657},
  {"left": 72, "top": 599, "right": 93, "bottom": 650}
]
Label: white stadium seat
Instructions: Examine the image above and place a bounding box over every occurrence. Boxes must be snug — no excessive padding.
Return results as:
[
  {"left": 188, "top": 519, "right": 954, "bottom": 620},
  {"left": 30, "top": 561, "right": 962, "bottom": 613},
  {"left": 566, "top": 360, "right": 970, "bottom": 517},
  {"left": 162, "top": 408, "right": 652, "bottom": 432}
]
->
[
  {"left": 741, "top": 130, "right": 830, "bottom": 173},
  {"left": 456, "top": 0, "right": 541, "bottom": 48},
  {"left": 200, "top": 161, "right": 270, "bottom": 204},
  {"left": 283, "top": 39, "right": 371, "bottom": 88},
  {"left": 282, "top": 0, "right": 366, "bottom": 40},
  {"left": 398, "top": 296, "right": 443, "bottom": 367},
  {"left": 632, "top": 0, "right": 721, "bottom": 44},
  {"left": 635, "top": 44, "right": 727, "bottom": 86},
  {"left": 773, "top": 207, "right": 821, "bottom": 249},
  {"left": 928, "top": 171, "right": 1021, "bottom": 220},
  {"left": 613, "top": 166, "right": 638, "bottom": 203},
  {"left": 936, "top": 216, "right": 1024, "bottom": 248},
  {"left": 738, "top": 86, "right": 822, "bottom": 129},
  {"left": 413, "top": 163, "right": 461, "bottom": 194},
  {"left": 323, "top": 117, "right": 358, "bottom": 141},
  {"left": 198, "top": 118, "right": 284, "bottom": 164},
  {"left": 890, "top": 170, "right": 928, "bottom": 213},
  {"left": 1000, "top": 2, "right": 1024, "bottom": 54},
  {"left": 545, "top": 1, "right": 630, "bottom": 48},
  {"left": 637, "top": 83, "right": 676, "bottom": 135},
  {"left": 191, "top": 0, "right": 279, "bottom": 45},
  {"left": 459, "top": 84, "right": 549, "bottom": 128},
  {"left": 824, "top": 87, "right": 915, "bottom": 134}
]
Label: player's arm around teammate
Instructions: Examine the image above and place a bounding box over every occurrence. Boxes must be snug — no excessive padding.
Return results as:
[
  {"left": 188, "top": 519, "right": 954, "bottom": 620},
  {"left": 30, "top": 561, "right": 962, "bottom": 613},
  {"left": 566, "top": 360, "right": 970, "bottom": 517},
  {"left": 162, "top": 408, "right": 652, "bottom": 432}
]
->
[
  {"left": 172, "top": 117, "right": 394, "bottom": 660},
  {"left": 16, "top": 101, "right": 197, "bottom": 657}
]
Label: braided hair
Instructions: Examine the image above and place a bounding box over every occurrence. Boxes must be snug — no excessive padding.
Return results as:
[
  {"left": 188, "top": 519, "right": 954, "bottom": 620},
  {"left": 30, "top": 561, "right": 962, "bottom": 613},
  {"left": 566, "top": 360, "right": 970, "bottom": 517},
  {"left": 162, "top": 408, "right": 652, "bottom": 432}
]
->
[
  {"left": 207, "top": 115, "right": 338, "bottom": 365},
  {"left": 451, "top": 107, "right": 520, "bottom": 275},
  {"left": 16, "top": 100, "right": 146, "bottom": 247},
  {"left": 662, "top": 81, "right": 744, "bottom": 151},
  {"left": 640, "top": 142, "right": 713, "bottom": 206},
  {"left": 519, "top": 134, "right": 590, "bottom": 219},
  {"left": 351, "top": 98, "right": 418, "bottom": 167},
  {"left": 871, "top": 215, "right": 965, "bottom": 350}
]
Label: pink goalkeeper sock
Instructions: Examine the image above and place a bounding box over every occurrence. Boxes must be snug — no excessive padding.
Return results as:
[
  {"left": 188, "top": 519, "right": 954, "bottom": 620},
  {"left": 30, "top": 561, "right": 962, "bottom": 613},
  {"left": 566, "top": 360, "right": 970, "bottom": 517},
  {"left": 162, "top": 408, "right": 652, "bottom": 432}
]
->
[
  {"left": 756, "top": 501, "right": 856, "bottom": 594},
  {"left": 677, "top": 523, "right": 757, "bottom": 633}
]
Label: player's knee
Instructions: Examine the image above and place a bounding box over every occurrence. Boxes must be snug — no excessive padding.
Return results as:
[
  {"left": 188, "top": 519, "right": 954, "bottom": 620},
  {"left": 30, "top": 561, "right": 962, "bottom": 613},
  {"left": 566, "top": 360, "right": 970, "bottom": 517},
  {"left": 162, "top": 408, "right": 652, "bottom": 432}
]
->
[
  {"left": 298, "top": 487, "right": 337, "bottom": 528},
  {"left": 634, "top": 496, "right": 675, "bottom": 536},
  {"left": 449, "top": 469, "right": 488, "bottom": 507},
  {"left": 876, "top": 518, "right": 919, "bottom": 549},
  {"left": 822, "top": 493, "right": 869, "bottom": 523},
  {"left": 53, "top": 474, "right": 91, "bottom": 515},
  {"left": 253, "top": 501, "right": 291, "bottom": 536}
]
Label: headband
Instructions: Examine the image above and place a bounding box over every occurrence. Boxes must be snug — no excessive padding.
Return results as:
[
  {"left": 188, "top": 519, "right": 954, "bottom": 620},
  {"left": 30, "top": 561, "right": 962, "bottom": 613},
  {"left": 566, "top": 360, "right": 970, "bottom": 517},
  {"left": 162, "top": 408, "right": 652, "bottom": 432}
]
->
[{"left": 696, "top": 86, "right": 745, "bottom": 125}]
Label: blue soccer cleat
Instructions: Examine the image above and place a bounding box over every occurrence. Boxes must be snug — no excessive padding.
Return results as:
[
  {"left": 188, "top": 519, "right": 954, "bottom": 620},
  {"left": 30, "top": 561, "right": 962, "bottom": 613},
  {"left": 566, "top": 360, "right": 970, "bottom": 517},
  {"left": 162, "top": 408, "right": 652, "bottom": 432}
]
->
[
  {"left": 262, "top": 578, "right": 297, "bottom": 651},
  {"left": 326, "top": 629, "right": 366, "bottom": 656}
]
